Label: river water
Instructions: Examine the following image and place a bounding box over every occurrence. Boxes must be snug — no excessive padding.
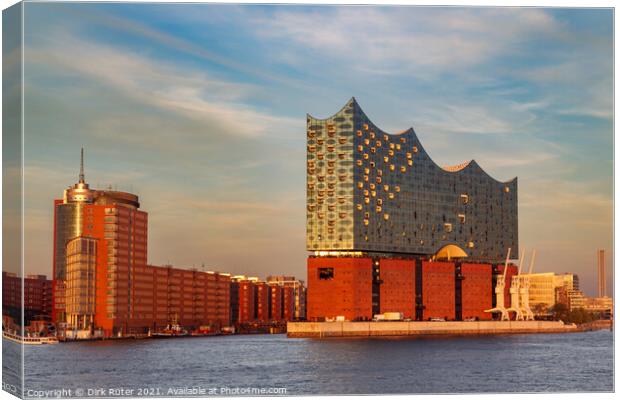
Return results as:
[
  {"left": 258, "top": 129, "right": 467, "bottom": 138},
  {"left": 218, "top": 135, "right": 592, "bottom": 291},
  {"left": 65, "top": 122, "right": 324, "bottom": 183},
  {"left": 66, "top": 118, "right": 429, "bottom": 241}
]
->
[{"left": 2, "top": 330, "right": 613, "bottom": 397}]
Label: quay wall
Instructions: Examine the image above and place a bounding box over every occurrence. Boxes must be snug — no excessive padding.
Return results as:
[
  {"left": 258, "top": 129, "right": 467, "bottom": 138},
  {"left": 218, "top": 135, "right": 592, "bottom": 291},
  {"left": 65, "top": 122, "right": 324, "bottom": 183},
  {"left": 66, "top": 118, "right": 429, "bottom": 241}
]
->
[{"left": 287, "top": 320, "right": 578, "bottom": 338}]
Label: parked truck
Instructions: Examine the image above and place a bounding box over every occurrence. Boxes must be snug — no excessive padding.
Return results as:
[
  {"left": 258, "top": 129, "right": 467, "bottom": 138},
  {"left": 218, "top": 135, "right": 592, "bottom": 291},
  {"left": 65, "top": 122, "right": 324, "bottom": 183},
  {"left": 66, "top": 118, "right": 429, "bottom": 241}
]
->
[{"left": 373, "top": 312, "right": 404, "bottom": 321}]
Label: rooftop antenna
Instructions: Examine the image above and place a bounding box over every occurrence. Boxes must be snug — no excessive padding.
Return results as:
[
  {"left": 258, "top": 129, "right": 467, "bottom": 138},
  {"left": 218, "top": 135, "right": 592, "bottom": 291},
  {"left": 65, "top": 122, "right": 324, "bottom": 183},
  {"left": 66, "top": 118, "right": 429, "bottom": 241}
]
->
[{"left": 79, "top": 147, "right": 85, "bottom": 183}]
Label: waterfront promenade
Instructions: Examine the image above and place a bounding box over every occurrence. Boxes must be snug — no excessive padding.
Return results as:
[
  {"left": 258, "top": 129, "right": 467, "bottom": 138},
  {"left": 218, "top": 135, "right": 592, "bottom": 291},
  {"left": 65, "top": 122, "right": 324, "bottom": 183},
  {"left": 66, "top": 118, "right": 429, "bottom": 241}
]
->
[{"left": 287, "top": 320, "right": 582, "bottom": 338}]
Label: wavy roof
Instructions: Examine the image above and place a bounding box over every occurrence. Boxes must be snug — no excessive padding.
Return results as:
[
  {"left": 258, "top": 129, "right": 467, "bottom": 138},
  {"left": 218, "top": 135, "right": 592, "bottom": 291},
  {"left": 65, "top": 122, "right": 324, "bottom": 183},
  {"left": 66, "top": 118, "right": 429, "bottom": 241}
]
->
[{"left": 309, "top": 97, "right": 516, "bottom": 185}]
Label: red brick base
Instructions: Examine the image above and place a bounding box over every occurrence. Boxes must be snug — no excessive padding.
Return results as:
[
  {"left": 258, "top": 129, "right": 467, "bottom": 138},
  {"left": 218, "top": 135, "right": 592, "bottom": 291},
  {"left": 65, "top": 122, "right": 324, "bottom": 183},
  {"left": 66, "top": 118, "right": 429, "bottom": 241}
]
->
[
  {"left": 307, "top": 256, "right": 507, "bottom": 322},
  {"left": 307, "top": 257, "right": 372, "bottom": 321}
]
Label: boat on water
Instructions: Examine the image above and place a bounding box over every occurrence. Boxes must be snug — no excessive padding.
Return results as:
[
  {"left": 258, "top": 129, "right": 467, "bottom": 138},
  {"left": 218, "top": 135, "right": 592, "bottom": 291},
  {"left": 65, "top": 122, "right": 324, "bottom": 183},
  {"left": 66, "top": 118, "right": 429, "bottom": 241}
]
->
[
  {"left": 189, "top": 325, "right": 219, "bottom": 336},
  {"left": 221, "top": 326, "right": 235, "bottom": 335},
  {"left": 3, "top": 330, "right": 59, "bottom": 345},
  {"left": 151, "top": 316, "right": 188, "bottom": 338},
  {"left": 151, "top": 324, "right": 188, "bottom": 338}
]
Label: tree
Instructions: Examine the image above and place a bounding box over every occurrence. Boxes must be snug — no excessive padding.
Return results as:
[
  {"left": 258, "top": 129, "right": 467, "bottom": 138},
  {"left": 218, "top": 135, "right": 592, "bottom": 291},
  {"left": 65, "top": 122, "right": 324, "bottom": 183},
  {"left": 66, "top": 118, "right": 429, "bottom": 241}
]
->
[
  {"left": 550, "top": 303, "right": 569, "bottom": 322},
  {"left": 532, "top": 303, "right": 549, "bottom": 318}
]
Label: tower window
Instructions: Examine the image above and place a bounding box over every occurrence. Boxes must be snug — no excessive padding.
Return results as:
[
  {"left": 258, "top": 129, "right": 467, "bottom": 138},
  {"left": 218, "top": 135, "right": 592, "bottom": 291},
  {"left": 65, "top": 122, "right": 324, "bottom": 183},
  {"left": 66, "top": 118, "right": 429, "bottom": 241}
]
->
[{"left": 318, "top": 268, "right": 334, "bottom": 280}]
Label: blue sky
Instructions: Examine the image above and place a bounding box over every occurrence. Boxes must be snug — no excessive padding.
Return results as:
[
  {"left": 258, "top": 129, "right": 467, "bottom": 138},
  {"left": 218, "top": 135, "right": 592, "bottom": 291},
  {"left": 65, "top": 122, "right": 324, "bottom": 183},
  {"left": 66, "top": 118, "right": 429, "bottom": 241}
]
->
[{"left": 15, "top": 4, "right": 612, "bottom": 296}]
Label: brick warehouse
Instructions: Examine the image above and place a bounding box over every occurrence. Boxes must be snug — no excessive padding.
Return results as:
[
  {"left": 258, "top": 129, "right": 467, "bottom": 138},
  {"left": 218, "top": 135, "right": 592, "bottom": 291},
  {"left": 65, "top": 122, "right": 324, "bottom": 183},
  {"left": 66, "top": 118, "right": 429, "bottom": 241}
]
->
[
  {"left": 2, "top": 272, "right": 53, "bottom": 326},
  {"left": 305, "top": 99, "right": 519, "bottom": 321},
  {"left": 308, "top": 257, "right": 517, "bottom": 321},
  {"left": 229, "top": 276, "right": 302, "bottom": 324},
  {"left": 51, "top": 150, "right": 305, "bottom": 337}
]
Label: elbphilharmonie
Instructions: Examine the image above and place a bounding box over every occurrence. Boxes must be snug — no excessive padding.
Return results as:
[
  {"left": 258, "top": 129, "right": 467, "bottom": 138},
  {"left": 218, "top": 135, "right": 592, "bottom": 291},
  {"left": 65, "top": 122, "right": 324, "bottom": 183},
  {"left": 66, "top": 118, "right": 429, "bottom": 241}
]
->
[{"left": 306, "top": 98, "right": 519, "bottom": 321}]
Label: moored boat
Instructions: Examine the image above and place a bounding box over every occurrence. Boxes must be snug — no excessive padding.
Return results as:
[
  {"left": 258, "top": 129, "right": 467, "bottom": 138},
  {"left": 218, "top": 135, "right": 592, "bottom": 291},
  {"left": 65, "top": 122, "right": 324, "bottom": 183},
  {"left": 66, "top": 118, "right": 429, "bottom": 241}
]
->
[{"left": 3, "top": 330, "right": 59, "bottom": 345}]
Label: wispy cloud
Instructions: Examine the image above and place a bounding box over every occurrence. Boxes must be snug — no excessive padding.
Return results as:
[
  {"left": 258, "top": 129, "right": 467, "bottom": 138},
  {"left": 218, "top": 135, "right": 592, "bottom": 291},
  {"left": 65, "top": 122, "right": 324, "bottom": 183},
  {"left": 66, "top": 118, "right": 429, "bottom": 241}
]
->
[
  {"left": 27, "top": 34, "right": 299, "bottom": 139},
  {"left": 254, "top": 7, "right": 564, "bottom": 75}
]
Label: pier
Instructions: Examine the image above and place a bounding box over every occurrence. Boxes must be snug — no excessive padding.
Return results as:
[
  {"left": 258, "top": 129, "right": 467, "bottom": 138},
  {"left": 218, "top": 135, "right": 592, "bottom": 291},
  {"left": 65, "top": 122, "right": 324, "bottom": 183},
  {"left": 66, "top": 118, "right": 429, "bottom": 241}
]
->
[{"left": 287, "top": 320, "right": 581, "bottom": 338}]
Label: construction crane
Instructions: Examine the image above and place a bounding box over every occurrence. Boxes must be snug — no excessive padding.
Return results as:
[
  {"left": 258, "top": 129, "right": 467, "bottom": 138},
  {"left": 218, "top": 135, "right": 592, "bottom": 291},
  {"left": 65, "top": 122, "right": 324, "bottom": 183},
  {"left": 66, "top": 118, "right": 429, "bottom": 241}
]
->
[
  {"left": 484, "top": 247, "right": 512, "bottom": 321},
  {"left": 507, "top": 248, "right": 526, "bottom": 321},
  {"left": 519, "top": 250, "right": 536, "bottom": 321}
]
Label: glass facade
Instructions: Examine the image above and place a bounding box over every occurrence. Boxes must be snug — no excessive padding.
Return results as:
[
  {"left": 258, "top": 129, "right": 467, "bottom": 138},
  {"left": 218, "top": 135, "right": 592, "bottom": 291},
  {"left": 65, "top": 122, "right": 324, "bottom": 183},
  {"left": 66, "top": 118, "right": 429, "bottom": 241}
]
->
[
  {"left": 65, "top": 236, "right": 97, "bottom": 330},
  {"left": 306, "top": 98, "right": 518, "bottom": 263},
  {"left": 54, "top": 203, "right": 83, "bottom": 280}
]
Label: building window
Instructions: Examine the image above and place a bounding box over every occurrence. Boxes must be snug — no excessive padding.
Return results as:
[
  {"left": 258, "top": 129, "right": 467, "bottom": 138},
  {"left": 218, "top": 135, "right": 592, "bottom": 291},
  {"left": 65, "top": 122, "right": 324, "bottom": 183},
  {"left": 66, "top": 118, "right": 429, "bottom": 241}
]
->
[{"left": 318, "top": 268, "right": 334, "bottom": 280}]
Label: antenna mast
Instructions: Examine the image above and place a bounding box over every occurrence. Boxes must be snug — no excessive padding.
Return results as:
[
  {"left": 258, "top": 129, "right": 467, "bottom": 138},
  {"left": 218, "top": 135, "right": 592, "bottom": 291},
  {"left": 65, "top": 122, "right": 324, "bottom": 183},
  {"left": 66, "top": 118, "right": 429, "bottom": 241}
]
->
[{"left": 79, "top": 147, "right": 85, "bottom": 183}]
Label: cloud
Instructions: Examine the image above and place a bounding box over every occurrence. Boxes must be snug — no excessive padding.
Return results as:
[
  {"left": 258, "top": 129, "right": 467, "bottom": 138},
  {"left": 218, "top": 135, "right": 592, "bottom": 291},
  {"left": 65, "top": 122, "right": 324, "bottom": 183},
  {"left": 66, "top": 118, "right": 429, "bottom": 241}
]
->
[
  {"left": 57, "top": 4, "right": 310, "bottom": 91},
  {"left": 517, "top": 59, "right": 612, "bottom": 119},
  {"left": 254, "top": 7, "right": 564, "bottom": 75},
  {"left": 26, "top": 34, "right": 299, "bottom": 140}
]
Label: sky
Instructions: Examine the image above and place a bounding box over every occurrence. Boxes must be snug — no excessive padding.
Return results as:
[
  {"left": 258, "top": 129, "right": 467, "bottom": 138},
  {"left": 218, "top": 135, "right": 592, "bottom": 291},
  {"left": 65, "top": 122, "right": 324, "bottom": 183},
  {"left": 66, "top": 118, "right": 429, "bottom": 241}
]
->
[{"left": 10, "top": 4, "right": 613, "bottom": 296}]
